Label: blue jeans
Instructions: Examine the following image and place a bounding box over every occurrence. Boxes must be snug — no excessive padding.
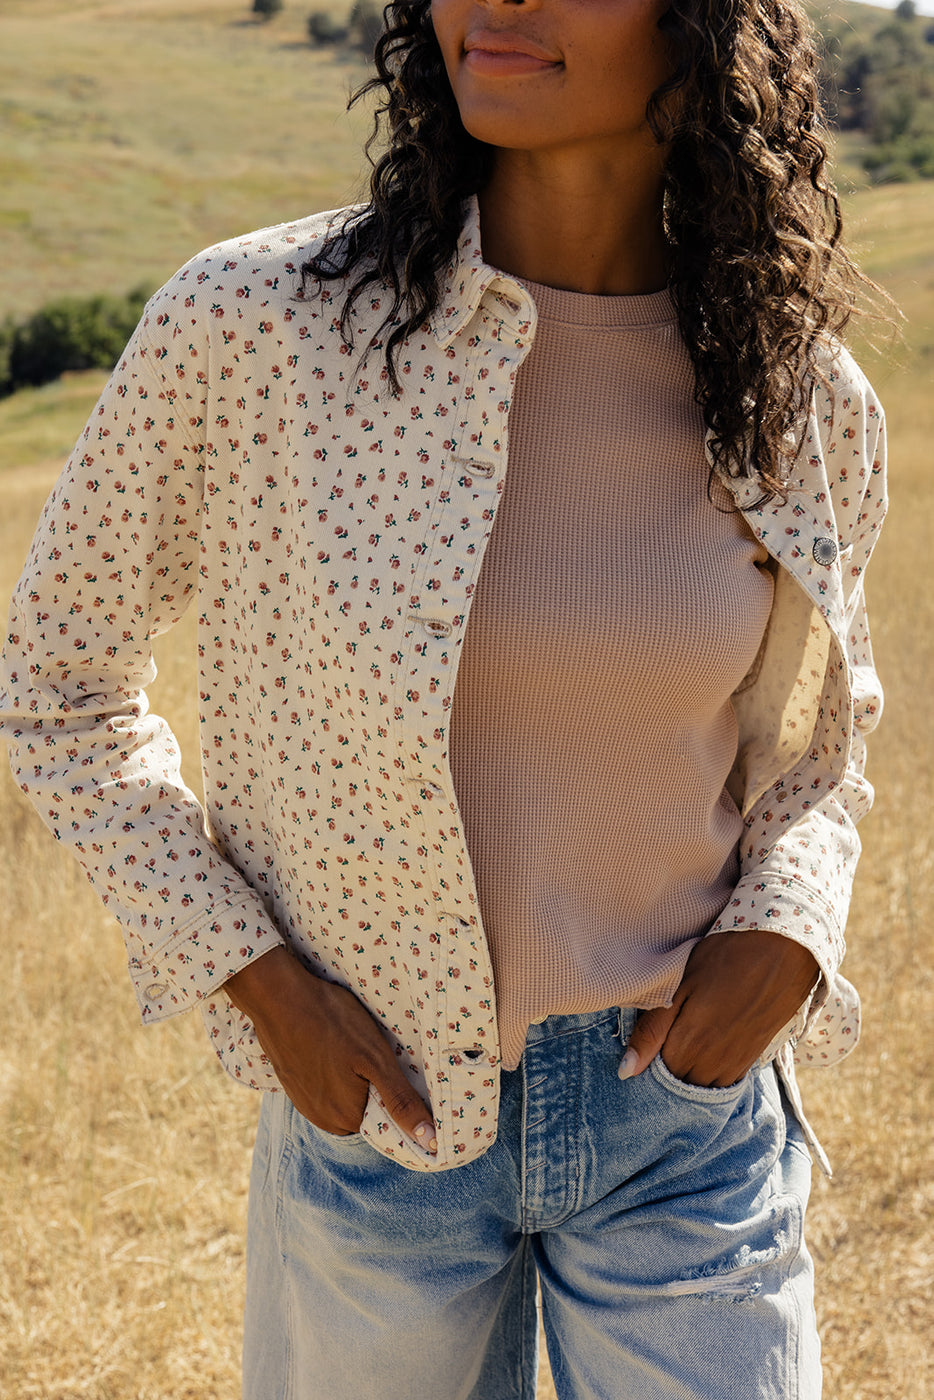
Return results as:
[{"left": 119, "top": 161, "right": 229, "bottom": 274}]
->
[{"left": 243, "top": 1007, "right": 819, "bottom": 1399}]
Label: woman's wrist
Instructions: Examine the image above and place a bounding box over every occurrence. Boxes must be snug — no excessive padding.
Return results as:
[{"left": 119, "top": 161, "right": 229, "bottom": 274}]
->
[{"left": 225, "top": 945, "right": 307, "bottom": 1021}]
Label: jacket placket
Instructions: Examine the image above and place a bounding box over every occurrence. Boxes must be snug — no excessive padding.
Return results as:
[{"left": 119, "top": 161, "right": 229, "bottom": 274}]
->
[{"left": 360, "top": 288, "right": 538, "bottom": 1168}]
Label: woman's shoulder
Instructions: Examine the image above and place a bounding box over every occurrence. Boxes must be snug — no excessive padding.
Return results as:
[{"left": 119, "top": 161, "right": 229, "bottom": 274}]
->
[
  {"left": 803, "top": 338, "right": 887, "bottom": 544},
  {"left": 810, "top": 338, "right": 884, "bottom": 443},
  {"left": 138, "top": 206, "right": 364, "bottom": 335}
]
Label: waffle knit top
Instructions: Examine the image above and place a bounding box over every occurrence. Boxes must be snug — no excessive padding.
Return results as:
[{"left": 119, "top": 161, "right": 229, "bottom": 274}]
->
[{"left": 448, "top": 279, "right": 775, "bottom": 1070}]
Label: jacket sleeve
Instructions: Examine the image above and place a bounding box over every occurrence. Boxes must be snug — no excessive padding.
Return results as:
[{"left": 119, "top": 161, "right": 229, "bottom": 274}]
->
[
  {"left": 708, "top": 355, "right": 887, "bottom": 1044},
  {"left": 0, "top": 290, "right": 285, "bottom": 1024}
]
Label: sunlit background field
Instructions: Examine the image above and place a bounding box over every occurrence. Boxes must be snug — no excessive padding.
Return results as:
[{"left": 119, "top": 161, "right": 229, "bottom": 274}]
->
[{"left": 1, "top": 2, "right": 931, "bottom": 1397}]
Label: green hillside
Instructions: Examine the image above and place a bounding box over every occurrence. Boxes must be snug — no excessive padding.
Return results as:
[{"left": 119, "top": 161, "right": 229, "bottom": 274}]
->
[{"left": 0, "top": 0, "right": 370, "bottom": 323}]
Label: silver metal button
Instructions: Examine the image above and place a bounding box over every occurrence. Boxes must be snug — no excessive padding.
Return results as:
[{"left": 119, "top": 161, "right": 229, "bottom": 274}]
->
[{"left": 812, "top": 537, "right": 838, "bottom": 566}]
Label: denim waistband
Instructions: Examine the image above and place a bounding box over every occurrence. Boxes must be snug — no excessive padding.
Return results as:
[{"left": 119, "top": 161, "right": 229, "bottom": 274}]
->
[{"left": 522, "top": 1007, "right": 624, "bottom": 1045}]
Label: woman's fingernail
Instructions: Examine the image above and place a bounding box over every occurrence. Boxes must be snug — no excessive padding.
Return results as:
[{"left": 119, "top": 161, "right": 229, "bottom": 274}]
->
[
  {"left": 617, "top": 1049, "right": 639, "bottom": 1081},
  {"left": 414, "top": 1121, "right": 437, "bottom": 1153}
]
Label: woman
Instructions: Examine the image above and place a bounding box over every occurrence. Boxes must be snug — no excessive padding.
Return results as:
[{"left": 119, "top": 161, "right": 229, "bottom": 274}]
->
[{"left": 0, "top": 0, "right": 886, "bottom": 1394}]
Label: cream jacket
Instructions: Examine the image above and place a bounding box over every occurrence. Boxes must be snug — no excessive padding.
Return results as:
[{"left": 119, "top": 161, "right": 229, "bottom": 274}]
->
[{"left": 0, "top": 204, "right": 886, "bottom": 1174}]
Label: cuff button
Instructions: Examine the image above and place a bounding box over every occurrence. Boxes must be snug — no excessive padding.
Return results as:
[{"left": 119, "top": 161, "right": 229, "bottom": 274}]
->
[{"left": 812, "top": 537, "right": 838, "bottom": 566}]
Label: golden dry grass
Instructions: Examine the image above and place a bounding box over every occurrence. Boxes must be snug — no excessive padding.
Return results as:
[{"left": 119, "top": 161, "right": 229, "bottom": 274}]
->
[{"left": 1, "top": 3, "right": 932, "bottom": 1397}]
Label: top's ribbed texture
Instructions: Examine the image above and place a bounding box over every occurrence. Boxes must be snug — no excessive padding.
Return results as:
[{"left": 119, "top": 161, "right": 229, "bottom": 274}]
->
[{"left": 449, "top": 279, "right": 775, "bottom": 1069}]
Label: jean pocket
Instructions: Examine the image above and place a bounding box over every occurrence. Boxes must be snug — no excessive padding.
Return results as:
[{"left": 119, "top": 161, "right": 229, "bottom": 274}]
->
[
  {"left": 286, "top": 1099, "right": 367, "bottom": 1154},
  {"left": 649, "top": 1051, "right": 749, "bottom": 1105},
  {"left": 309, "top": 1119, "right": 365, "bottom": 1143}
]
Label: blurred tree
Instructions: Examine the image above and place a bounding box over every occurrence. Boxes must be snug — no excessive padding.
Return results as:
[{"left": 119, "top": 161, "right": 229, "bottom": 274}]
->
[
  {"left": 307, "top": 10, "right": 348, "bottom": 44},
  {"left": 3, "top": 289, "right": 151, "bottom": 396},
  {"left": 0, "top": 318, "right": 15, "bottom": 397},
  {"left": 349, "top": 0, "right": 384, "bottom": 57},
  {"left": 818, "top": 1, "right": 934, "bottom": 182}
]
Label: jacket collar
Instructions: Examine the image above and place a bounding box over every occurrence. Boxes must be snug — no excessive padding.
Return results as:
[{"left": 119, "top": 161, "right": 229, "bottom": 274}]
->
[{"left": 430, "top": 197, "right": 535, "bottom": 349}]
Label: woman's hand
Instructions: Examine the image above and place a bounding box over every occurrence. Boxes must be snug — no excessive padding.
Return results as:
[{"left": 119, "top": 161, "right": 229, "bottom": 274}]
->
[
  {"left": 224, "top": 948, "right": 438, "bottom": 1153},
  {"left": 618, "top": 930, "right": 820, "bottom": 1088}
]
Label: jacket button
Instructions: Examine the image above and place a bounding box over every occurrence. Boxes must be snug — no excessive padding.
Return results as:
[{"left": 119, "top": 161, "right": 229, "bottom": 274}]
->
[
  {"left": 422, "top": 618, "right": 453, "bottom": 639},
  {"left": 144, "top": 983, "right": 169, "bottom": 1001},
  {"left": 441, "top": 911, "right": 473, "bottom": 930},
  {"left": 449, "top": 1047, "right": 485, "bottom": 1064},
  {"left": 812, "top": 537, "right": 838, "bottom": 566},
  {"left": 466, "top": 461, "right": 495, "bottom": 479}
]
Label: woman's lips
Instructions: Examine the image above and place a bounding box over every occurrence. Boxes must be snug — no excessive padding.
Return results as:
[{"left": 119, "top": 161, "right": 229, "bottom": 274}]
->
[{"left": 463, "top": 33, "right": 561, "bottom": 76}]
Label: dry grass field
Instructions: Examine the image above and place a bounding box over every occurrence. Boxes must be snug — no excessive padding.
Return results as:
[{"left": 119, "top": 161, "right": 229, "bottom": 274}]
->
[{"left": 1, "top": 2, "right": 932, "bottom": 1398}]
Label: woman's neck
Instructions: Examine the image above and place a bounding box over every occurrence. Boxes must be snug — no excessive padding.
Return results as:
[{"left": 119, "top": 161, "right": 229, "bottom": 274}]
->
[{"left": 477, "top": 148, "right": 668, "bottom": 296}]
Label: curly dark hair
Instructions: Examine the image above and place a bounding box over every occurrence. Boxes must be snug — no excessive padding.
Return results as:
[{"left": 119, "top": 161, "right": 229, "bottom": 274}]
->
[{"left": 302, "top": 0, "right": 881, "bottom": 495}]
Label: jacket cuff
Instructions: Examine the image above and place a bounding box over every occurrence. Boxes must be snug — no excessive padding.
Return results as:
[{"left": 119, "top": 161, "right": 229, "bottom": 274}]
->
[
  {"left": 128, "top": 893, "right": 285, "bottom": 1022},
  {"left": 706, "top": 871, "right": 844, "bottom": 1017}
]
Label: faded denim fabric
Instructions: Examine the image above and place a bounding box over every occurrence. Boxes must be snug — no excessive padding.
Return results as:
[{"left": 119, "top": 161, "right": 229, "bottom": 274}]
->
[{"left": 243, "top": 1008, "right": 819, "bottom": 1400}]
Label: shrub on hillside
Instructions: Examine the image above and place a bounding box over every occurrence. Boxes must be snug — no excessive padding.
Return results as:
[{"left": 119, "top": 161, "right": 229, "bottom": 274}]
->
[
  {"left": 0, "top": 318, "right": 15, "bottom": 398},
  {"left": 862, "top": 134, "right": 934, "bottom": 182},
  {"left": 306, "top": 0, "right": 382, "bottom": 56},
  {"left": 348, "top": 0, "right": 384, "bottom": 55},
  {"left": 253, "top": 0, "right": 284, "bottom": 16},
  {"left": 307, "top": 9, "right": 348, "bottom": 44},
  {"left": 3, "top": 288, "right": 151, "bottom": 398}
]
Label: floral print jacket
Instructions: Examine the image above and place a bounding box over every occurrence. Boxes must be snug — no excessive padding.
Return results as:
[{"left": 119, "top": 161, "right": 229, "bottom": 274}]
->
[{"left": 0, "top": 203, "right": 886, "bottom": 1174}]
